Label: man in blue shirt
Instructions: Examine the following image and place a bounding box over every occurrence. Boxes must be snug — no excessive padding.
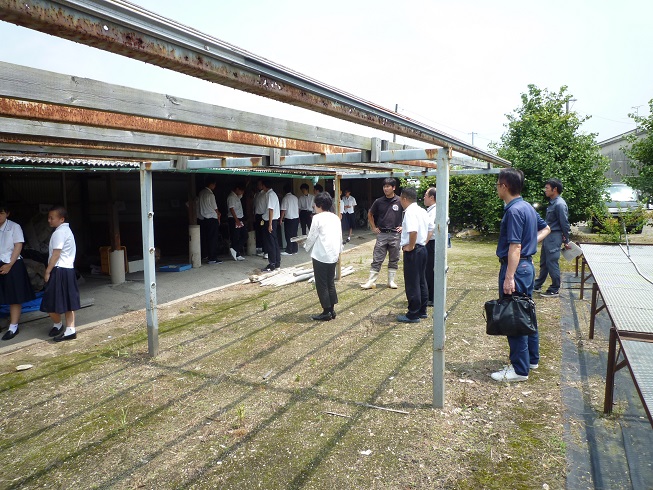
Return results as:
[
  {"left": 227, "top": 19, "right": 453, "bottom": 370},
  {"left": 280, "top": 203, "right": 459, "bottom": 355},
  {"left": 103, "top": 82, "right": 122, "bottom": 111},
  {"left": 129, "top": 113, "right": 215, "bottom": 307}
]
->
[
  {"left": 534, "top": 179, "right": 571, "bottom": 297},
  {"left": 492, "top": 168, "right": 550, "bottom": 382}
]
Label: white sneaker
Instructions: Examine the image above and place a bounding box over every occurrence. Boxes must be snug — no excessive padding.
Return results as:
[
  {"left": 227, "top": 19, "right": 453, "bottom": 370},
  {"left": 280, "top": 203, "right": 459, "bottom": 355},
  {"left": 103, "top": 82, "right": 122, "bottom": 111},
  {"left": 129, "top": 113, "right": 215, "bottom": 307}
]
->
[
  {"left": 490, "top": 365, "right": 528, "bottom": 382},
  {"left": 229, "top": 248, "right": 238, "bottom": 261},
  {"left": 529, "top": 363, "right": 539, "bottom": 369},
  {"left": 263, "top": 253, "right": 268, "bottom": 259},
  {"left": 236, "top": 256, "right": 245, "bottom": 261},
  {"left": 280, "top": 251, "right": 292, "bottom": 256}
]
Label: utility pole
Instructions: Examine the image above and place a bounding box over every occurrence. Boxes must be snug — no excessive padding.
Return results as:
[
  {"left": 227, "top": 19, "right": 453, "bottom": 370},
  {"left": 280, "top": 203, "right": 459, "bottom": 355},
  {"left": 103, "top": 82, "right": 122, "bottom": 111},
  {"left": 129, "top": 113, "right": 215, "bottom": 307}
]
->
[
  {"left": 469, "top": 132, "right": 477, "bottom": 146},
  {"left": 392, "top": 103, "right": 399, "bottom": 143},
  {"left": 565, "top": 98, "right": 577, "bottom": 114},
  {"left": 632, "top": 105, "right": 643, "bottom": 118}
]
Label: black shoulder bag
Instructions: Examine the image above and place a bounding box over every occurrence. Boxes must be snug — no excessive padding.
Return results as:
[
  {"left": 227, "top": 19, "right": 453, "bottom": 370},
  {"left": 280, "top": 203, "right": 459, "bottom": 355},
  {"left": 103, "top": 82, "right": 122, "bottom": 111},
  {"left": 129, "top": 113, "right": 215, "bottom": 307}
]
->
[{"left": 484, "top": 293, "right": 538, "bottom": 336}]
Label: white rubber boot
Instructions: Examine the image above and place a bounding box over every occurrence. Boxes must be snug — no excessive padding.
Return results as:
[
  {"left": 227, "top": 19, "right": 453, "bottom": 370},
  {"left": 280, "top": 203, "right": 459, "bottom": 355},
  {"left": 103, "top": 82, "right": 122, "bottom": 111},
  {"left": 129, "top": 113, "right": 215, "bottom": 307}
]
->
[
  {"left": 388, "top": 269, "right": 398, "bottom": 289},
  {"left": 360, "top": 270, "right": 379, "bottom": 289}
]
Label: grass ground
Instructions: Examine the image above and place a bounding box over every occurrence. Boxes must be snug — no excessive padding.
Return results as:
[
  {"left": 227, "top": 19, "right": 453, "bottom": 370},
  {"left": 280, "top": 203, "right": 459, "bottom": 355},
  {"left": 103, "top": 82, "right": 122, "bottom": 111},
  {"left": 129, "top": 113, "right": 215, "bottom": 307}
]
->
[{"left": 0, "top": 238, "right": 567, "bottom": 489}]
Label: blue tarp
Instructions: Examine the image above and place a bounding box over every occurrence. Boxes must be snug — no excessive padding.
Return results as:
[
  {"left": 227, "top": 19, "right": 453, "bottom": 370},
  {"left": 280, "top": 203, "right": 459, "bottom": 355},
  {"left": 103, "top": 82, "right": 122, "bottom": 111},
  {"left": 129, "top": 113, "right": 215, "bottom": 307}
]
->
[{"left": 0, "top": 292, "right": 43, "bottom": 318}]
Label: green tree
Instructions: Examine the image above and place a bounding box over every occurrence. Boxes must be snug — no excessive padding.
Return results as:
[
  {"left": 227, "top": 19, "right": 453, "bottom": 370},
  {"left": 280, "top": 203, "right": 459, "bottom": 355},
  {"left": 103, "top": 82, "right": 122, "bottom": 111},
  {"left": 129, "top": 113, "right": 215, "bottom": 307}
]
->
[
  {"left": 624, "top": 99, "right": 653, "bottom": 200},
  {"left": 491, "top": 85, "right": 609, "bottom": 224},
  {"left": 414, "top": 175, "right": 503, "bottom": 232}
]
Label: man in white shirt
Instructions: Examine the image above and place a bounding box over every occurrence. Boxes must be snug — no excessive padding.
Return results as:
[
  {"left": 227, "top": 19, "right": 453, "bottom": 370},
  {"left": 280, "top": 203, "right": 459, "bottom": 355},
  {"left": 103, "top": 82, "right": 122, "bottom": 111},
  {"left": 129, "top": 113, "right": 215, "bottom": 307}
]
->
[
  {"left": 261, "top": 179, "right": 281, "bottom": 271},
  {"left": 227, "top": 183, "right": 246, "bottom": 261},
  {"left": 423, "top": 187, "right": 437, "bottom": 307},
  {"left": 253, "top": 179, "right": 267, "bottom": 257},
  {"left": 397, "top": 187, "right": 434, "bottom": 323},
  {"left": 298, "top": 183, "right": 314, "bottom": 235},
  {"left": 198, "top": 177, "right": 222, "bottom": 264},
  {"left": 340, "top": 189, "right": 357, "bottom": 243},
  {"left": 280, "top": 184, "right": 300, "bottom": 256}
]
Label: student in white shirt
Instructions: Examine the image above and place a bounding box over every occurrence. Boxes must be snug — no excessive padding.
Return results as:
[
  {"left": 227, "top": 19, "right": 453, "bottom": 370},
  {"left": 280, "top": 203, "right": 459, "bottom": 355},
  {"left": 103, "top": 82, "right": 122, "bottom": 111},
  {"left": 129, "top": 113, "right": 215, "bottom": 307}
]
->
[
  {"left": 261, "top": 179, "right": 281, "bottom": 271},
  {"left": 280, "top": 184, "right": 300, "bottom": 256},
  {"left": 298, "top": 183, "right": 314, "bottom": 235},
  {"left": 339, "top": 189, "right": 357, "bottom": 243},
  {"left": 304, "top": 192, "right": 342, "bottom": 321},
  {"left": 0, "top": 203, "right": 36, "bottom": 341},
  {"left": 198, "top": 176, "right": 222, "bottom": 264},
  {"left": 227, "top": 183, "right": 246, "bottom": 261},
  {"left": 40, "top": 206, "right": 81, "bottom": 341},
  {"left": 397, "top": 188, "right": 434, "bottom": 323},
  {"left": 253, "top": 179, "right": 267, "bottom": 256}
]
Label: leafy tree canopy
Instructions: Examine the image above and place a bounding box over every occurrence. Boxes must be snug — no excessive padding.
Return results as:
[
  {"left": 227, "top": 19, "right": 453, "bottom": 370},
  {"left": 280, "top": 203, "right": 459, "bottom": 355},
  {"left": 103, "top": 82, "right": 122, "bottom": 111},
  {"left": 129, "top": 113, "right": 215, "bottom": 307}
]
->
[
  {"left": 624, "top": 99, "right": 653, "bottom": 200},
  {"left": 491, "top": 85, "right": 609, "bottom": 224}
]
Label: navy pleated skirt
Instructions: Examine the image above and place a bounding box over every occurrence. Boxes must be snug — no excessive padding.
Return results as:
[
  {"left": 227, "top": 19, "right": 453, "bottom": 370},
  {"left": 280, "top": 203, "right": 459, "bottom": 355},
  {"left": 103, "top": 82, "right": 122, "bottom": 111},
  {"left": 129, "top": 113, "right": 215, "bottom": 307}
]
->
[
  {"left": 0, "top": 259, "right": 36, "bottom": 305},
  {"left": 40, "top": 267, "right": 81, "bottom": 314}
]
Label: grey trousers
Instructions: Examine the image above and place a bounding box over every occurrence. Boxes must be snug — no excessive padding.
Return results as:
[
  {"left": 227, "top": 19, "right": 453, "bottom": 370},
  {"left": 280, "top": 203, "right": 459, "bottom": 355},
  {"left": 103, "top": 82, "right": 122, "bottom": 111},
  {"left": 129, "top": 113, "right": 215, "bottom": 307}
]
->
[
  {"left": 534, "top": 231, "right": 562, "bottom": 293},
  {"left": 371, "top": 232, "right": 401, "bottom": 272}
]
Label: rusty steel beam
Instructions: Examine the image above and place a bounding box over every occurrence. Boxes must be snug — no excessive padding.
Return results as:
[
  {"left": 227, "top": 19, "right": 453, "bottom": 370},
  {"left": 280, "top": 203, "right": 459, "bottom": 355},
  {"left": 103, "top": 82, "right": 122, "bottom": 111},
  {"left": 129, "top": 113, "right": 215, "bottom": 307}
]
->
[
  {"left": 0, "top": 0, "right": 510, "bottom": 167},
  {"left": 0, "top": 98, "right": 357, "bottom": 155}
]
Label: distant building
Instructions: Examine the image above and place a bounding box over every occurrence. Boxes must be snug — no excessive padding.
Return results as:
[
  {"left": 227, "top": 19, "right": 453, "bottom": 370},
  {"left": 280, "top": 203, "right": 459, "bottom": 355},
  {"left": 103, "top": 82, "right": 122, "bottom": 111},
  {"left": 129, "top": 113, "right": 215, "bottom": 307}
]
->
[{"left": 598, "top": 129, "right": 647, "bottom": 182}]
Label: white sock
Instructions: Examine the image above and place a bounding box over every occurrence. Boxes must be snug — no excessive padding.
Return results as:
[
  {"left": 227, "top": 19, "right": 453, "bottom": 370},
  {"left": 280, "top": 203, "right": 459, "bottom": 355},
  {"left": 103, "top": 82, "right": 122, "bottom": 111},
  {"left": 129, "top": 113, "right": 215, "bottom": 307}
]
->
[
  {"left": 8, "top": 324, "right": 18, "bottom": 333},
  {"left": 53, "top": 321, "right": 63, "bottom": 330},
  {"left": 64, "top": 326, "right": 76, "bottom": 336}
]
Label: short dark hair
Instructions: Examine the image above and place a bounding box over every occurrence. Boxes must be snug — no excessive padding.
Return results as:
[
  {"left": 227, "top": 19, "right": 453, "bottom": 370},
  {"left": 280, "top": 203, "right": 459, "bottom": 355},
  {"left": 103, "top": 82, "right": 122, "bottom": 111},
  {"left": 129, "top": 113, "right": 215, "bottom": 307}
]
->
[
  {"left": 314, "top": 191, "right": 333, "bottom": 211},
  {"left": 314, "top": 184, "right": 323, "bottom": 193},
  {"left": 204, "top": 176, "right": 217, "bottom": 187},
  {"left": 0, "top": 202, "right": 9, "bottom": 214},
  {"left": 300, "top": 183, "right": 309, "bottom": 191},
  {"left": 382, "top": 178, "right": 397, "bottom": 188},
  {"left": 49, "top": 205, "right": 68, "bottom": 221},
  {"left": 402, "top": 187, "right": 417, "bottom": 202},
  {"left": 426, "top": 187, "right": 437, "bottom": 200},
  {"left": 498, "top": 168, "right": 524, "bottom": 195},
  {"left": 262, "top": 178, "right": 273, "bottom": 189},
  {"left": 234, "top": 182, "right": 245, "bottom": 191},
  {"left": 545, "top": 178, "right": 563, "bottom": 194},
  {"left": 283, "top": 184, "right": 292, "bottom": 194}
]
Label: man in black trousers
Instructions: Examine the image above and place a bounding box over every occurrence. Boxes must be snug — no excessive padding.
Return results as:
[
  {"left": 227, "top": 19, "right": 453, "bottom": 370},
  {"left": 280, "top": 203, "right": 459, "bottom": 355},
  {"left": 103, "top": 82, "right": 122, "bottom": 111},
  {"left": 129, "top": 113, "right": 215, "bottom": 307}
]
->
[
  {"left": 261, "top": 179, "right": 281, "bottom": 271},
  {"left": 396, "top": 187, "right": 433, "bottom": 323}
]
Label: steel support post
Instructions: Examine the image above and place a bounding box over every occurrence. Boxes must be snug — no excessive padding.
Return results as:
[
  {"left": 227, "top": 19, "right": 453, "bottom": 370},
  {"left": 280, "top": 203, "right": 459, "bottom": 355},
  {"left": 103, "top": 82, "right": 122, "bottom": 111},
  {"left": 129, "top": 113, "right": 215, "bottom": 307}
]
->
[
  {"left": 433, "top": 147, "right": 451, "bottom": 408},
  {"left": 140, "top": 164, "right": 159, "bottom": 357},
  {"left": 335, "top": 174, "right": 342, "bottom": 280}
]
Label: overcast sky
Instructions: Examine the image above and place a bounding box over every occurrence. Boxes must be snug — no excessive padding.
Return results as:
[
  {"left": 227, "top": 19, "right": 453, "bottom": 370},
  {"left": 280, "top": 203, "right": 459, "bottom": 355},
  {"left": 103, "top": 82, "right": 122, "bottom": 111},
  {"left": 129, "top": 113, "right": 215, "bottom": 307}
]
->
[{"left": 0, "top": 0, "right": 651, "bottom": 151}]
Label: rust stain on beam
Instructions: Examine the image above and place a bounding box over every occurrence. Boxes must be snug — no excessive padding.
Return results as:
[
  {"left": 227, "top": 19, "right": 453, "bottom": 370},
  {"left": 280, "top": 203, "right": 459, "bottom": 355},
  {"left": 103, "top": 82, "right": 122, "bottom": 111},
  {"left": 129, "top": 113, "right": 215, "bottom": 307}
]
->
[
  {"left": 0, "top": 1, "right": 501, "bottom": 162},
  {"left": 0, "top": 134, "right": 256, "bottom": 159},
  {"left": 0, "top": 98, "right": 355, "bottom": 155}
]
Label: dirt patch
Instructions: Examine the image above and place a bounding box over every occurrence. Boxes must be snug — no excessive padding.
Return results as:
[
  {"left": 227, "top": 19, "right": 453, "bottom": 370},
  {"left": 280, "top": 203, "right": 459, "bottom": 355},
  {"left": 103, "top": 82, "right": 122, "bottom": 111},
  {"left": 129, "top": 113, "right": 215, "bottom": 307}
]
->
[{"left": 0, "top": 238, "right": 565, "bottom": 489}]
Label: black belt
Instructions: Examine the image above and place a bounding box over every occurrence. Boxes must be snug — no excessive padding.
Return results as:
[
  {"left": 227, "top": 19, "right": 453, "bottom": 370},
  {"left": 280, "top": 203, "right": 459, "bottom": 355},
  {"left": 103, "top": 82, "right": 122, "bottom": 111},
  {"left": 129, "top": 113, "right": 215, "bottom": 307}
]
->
[
  {"left": 499, "top": 255, "right": 532, "bottom": 264},
  {"left": 380, "top": 228, "right": 399, "bottom": 233}
]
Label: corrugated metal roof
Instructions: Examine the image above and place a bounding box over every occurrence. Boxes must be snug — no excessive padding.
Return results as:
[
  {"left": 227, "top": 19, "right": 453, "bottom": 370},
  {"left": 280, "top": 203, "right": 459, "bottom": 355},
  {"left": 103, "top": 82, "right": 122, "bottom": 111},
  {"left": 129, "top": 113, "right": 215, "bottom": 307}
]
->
[
  {"left": 0, "top": 154, "right": 337, "bottom": 178},
  {"left": 0, "top": 154, "right": 139, "bottom": 169}
]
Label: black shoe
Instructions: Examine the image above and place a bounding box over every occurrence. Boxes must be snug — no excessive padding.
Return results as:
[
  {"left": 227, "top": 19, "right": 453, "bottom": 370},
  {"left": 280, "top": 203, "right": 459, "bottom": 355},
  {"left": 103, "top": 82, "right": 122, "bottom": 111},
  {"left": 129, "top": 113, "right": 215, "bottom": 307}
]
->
[
  {"left": 2, "top": 327, "right": 18, "bottom": 341},
  {"left": 263, "top": 264, "right": 275, "bottom": 272},
  {"left": 311, "top": 312, "right": 332, "bottom": 321},
  {"left": 419, "top": 313, "right": 428, "bottom": 319},
  {"left": 331, "top": 310, "right": 337, "bottom": 319},
  {"left": 49, "top": 325, "right": 64, "bottom": 337},
  {"left": 54, "top": 332, "right": 77, "bottom": 342},
  {"left": 426, "top": 300, "right": 434, "bottom": 307}
]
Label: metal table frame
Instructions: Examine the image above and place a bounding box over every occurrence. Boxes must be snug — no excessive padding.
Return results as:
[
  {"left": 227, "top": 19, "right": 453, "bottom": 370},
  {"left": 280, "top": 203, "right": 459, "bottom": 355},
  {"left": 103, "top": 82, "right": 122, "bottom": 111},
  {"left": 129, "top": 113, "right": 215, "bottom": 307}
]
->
[{"left": 578, "top": 243, "right": 653, "bottom": 428}]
